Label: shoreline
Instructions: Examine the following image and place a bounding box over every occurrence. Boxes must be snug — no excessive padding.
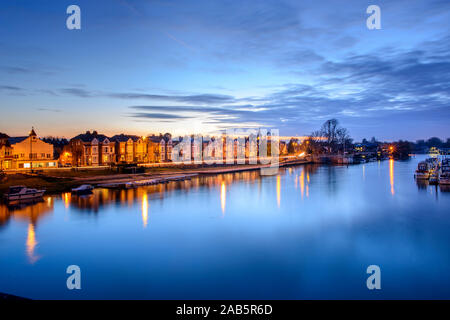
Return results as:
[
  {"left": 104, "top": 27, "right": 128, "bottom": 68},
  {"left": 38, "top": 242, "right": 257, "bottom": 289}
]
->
[{"left": 0, "top": 159, "right": 311, "bottom": 196}]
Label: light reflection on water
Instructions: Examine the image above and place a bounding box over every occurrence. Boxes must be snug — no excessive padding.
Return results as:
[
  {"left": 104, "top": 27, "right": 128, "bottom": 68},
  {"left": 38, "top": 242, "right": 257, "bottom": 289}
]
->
[{"left": 1, "top": 155, "right": 450, "bottom": 299}]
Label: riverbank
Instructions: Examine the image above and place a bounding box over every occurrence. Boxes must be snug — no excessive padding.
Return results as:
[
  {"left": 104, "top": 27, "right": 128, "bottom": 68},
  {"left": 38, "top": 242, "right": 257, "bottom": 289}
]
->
[{"left": 0, "top": 159, "right": 310, "bottom": 196}]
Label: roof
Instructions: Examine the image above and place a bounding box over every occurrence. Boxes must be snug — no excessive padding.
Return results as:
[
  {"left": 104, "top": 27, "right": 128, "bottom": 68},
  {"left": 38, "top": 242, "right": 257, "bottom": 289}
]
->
[
  {"left": 111, "top": 134, "right": 139, "bottom": 143},
  {"left": 71, "top": 132, "right": 110, "bottom": 143},
  {"left": 8, "top": 136, "right": 28, "bottom": 145},
  {"left": 148, "top": 136, "right": 165, "bottom": 143}
]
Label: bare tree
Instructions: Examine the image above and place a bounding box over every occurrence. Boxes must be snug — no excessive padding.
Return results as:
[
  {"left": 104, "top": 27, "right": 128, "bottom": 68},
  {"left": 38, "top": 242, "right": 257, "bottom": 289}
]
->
[
  {"left": 320, "top": 119, "right": 339, "bottom": 153},
  {"left": 337, "top": 127, "right": 350, "bottom": 154}
]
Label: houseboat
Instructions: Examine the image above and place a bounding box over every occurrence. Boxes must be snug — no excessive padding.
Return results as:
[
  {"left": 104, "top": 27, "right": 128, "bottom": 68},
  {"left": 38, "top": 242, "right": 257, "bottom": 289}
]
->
[
  {"left": 429, "top": 169, "right": 439, "bottom": 184},
  {"left": 439, "top": 159, "right": 450, "bottom": 185},
  {"left": 3, "top": 185, "right": 46, "bottom": 202},
  {"left": 415, "top": 161, "right": 430, "bottom": 179}
]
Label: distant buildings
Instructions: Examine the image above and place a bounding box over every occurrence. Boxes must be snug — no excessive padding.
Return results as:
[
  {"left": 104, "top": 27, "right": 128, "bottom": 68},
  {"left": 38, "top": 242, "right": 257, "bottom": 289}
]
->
[{"left": 1, "top": 128, "right": 295, "bottom": 170}]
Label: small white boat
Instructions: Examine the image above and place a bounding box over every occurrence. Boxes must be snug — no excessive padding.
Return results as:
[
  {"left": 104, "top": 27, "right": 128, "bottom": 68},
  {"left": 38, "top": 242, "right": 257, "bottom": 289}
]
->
[
  {"left": 71, "top": 184, "right": 94, "bottom": 195},
  {"left": 4, "top": 185, "right": 46, "bottom": 202}
]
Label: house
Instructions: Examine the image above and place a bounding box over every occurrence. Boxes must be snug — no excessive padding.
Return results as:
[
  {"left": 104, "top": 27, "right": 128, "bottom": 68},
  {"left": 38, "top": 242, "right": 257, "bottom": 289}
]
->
[
  {"left": 111, "top": 134, "right": 139, "bottom": 163},
  {"left": 0, "top": 133, "right": 13, "bottom": 170},
  {"left": 148, "top": 134, "right": 173, "bottom": 162},
  {"left": 69, "top": 131, "right": 115, "bottom": 166},
  {"left": 7, "top": 128, "right": 56, "bottom": 169}
]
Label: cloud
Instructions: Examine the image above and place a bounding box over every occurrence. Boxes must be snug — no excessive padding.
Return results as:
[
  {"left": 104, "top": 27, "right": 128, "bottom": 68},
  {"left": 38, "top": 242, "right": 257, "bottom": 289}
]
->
[
  {"left": 129, "top": 112, "right": 191, "bottom": 120},
  {"left": 110, "top": 93, "right": 235, "bottom": 104},
  {"left": 0, "top": 85, "right": 24, "bottom": 91},
  {"left": 37, "top": 107, "right": 61, "bottom": 113},
  {"left": 59, "top": 88, "right": 94, "bottom": 98}
]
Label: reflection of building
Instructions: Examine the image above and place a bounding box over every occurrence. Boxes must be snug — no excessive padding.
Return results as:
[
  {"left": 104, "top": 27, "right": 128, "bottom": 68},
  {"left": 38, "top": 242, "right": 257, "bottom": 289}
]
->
[
  {"left": 0, "top": 197, "right": 54, "bottom": 227},
  {"left": 3, "top": 128, "right": 56, "bottom": 169}
]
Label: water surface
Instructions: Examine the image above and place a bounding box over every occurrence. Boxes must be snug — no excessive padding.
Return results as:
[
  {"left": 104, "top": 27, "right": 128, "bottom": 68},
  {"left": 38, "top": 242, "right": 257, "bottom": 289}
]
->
[{"left": 1, "top": 155, "right": 450, "bottom": 299}]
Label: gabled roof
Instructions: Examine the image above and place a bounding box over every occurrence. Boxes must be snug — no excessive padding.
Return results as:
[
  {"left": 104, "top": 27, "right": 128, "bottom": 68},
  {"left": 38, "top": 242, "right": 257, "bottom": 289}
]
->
[
  {"left": 111, "top": 134, "right": 139, "bottom": 143},
  {"left": 71, "top": 132, "right": 110, "bottom": 143},
  {"left": 148, "top": 135, "right": 166, "bottom": 143},
  {"left": 8, "top": 136, "right": 28, "bottom": 145}
]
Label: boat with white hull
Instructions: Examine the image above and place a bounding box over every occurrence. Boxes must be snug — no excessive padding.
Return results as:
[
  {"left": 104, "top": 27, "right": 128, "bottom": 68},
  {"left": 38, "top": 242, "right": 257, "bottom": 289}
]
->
[
  {"left": 3, "top": 186, "right": 46, "bottom": 202},
  {"left": 71, "top": 184, "right": 94, "bottom": 195}
]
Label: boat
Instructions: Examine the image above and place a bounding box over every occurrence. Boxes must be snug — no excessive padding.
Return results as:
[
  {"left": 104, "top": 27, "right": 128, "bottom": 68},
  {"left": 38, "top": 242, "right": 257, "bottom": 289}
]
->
[
  {"left": 439, "top": 159, "right": 450, "bottom": 185},
  {"left": 71, "top": 184, "right": 94, "bottom": 195},
  {"left": 415, "top": 161, "right": 430, "bottom": 179},
  {"left": 125, "top": 182, "right": 136, "bottom": 189},
  {"left": 3, "top": 185, "right": 46, "bottom": 202},
  {"left": 429, "top": 169, "right": 439, "bottom": 184}
]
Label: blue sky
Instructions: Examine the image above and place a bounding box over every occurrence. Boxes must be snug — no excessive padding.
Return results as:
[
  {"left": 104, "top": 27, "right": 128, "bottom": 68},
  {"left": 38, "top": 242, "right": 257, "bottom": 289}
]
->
[{"left": 0, "top": 0, "right": 449, "bottom": 141}]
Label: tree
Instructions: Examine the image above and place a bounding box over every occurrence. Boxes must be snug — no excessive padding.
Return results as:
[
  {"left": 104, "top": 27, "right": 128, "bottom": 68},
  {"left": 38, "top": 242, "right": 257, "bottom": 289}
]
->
[
  {"left": 287, "top": 138, "right": 299, "bottom": 154},
  {"left": 337, "top": 128, "right": 351, "bottom": 153},
  {"left": 426, "top": 137, "right": 443, "bottom": 147},
  {"left": 320, "top": 119, "right": 339, "bottom": 153}
]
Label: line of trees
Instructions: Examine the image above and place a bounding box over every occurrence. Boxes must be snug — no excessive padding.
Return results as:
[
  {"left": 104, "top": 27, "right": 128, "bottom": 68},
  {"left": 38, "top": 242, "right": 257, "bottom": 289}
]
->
[
  {"left": 288, "top": 118, "right": 448, "bottom": 157},
  {"left": 296, "top": 119, "right": 353, "bottom": 155}
]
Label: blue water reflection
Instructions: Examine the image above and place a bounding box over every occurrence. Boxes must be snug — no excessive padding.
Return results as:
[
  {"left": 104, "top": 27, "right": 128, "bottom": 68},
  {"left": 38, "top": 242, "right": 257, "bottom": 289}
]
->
[{"left": 1, "top": 155, "right": 450, "bottom": 299}]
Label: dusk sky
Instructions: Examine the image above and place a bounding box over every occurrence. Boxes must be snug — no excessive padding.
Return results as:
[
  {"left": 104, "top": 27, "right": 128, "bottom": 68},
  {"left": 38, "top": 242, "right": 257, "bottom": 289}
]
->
[{"left": 0, "top": 0, "right": 449, "bottom": 141}]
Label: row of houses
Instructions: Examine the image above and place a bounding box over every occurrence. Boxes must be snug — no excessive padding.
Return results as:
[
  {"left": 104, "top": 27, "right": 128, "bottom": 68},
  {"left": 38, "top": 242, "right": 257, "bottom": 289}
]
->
[
  {"left": 0, "top": 129, "right": 173, "bottom": 170},
  {"left": 0, "top": 129, "right": 291, "bottom": 170},
  {"left": 60, "top": 131, "right": 173, "bottom": 167}
]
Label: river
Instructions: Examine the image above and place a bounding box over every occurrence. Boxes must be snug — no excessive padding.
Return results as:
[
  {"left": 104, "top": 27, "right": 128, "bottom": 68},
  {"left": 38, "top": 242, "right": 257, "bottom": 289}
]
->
[{"left": 1, "top": 155, "right": 450, "bottom": 299}]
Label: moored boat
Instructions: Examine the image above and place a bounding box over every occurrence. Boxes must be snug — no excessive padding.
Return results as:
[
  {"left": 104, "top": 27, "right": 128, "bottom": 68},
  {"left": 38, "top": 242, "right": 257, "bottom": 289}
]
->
[
  {"left": 71, "top": 184, "right": 94, "bottom": 195},
  {"left": 415, "top": 161, "right": 430, "bottom": 179},
  {"left": 429, "top": 170, "right": 439, "bottom": 184},
  {"left": 439, "top": 159, "right": 450, "bottom": 185},
  {"left": 3, "top": 185, "right": 46, "bottom": 202}
]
